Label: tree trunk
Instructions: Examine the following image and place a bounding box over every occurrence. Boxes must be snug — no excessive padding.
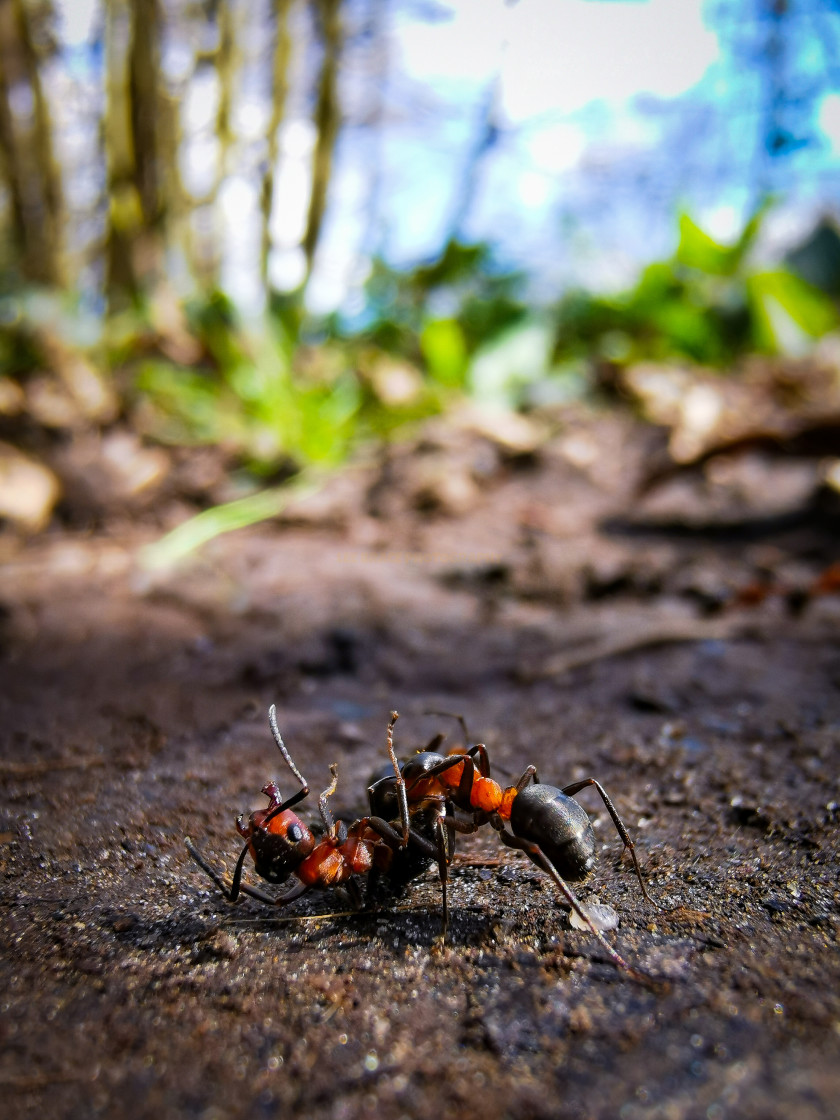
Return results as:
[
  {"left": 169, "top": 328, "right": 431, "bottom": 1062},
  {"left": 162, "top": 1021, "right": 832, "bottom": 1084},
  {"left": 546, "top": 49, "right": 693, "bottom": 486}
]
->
[
  {"left": 302, "top": 0, "right": 342, "bottom": 281},
  {"left": 261, "top": 0, "right": 294, "bottom": 290},
  {"left": 0, "top": 0, "right": 63, "bottom": 286},
  {"left": 104, "top": 0, "right": 142, "bottom": 308},
  {"left": 105, "top": 0, "right": 168, "bottom": 310},
  {"left": 196, "top": 0, "right": 238, "bottom": 289}
]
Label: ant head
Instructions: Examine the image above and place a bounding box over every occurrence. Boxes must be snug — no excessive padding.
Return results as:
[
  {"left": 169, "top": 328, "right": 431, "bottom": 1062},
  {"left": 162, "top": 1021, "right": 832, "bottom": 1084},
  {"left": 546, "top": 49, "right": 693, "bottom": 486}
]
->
[
  {"left": 401, "top": 751, "right": 444, "bottom": 782},
  {"left": 368, "top": 771, "right": 401, "bottom": 821},
  {"left": 400, "top": 751, "right": 450, "bottom": 799},
  {"left": 237, "top": 788, "right": 316, "bottom": 884}
]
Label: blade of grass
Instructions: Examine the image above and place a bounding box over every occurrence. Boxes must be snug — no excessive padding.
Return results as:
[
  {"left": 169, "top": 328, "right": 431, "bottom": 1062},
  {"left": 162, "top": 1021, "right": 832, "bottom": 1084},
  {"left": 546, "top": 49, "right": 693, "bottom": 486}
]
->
[{"left": 138, "top": 472, "right": 321, "bottom": 570}]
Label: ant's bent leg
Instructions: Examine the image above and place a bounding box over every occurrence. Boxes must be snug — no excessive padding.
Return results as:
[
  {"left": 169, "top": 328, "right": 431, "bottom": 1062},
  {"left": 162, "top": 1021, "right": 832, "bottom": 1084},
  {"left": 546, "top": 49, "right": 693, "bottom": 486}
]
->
[
  {"left": 186, "top": 837, "right": 251, "bottom": 902},
  {"left": 560, "top": 778, "right": 659, "bottom": 907},
  {"left": 410, "top": 752, "right": 481, "bottom": 808},
  {"left": 514, "top": 765, "right": 539, "bottom": 791},
  {"left": 185, "top": 837, "right": 309, "bottom": 907},
  {"left": 466, "top": 743, "right": 491, "bottom": 778},
  {"left": 346, "top": 875, "right": 364, "bottom": 910},
  {"left": 488, "top": 821, "right": 655, "bottom": 987},
  {"left": 365, "top": 816, "right": 440, "bottom": 862},
  {"left": 425, "top": 711, "right": 471, "bottom": 754},
  {"left": 433, "top": 815, "right": 450, "bottom": 941}
]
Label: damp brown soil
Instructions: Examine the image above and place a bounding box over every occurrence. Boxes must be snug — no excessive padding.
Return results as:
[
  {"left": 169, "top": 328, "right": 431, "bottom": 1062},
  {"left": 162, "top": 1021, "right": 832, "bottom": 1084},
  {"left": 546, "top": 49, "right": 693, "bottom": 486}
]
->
[{"left": 1, "top": 411, "right": 839, "bottom": 1120}]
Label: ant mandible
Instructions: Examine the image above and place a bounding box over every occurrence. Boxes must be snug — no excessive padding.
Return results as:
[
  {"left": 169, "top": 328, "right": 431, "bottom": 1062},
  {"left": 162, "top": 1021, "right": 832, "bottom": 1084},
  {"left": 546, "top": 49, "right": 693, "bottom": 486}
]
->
[
  {"left": 382, "top": 713, "right": 660, "bottom": 980},
  {"left": 185, "top": 706, "right": 445, "bottom": 919}
]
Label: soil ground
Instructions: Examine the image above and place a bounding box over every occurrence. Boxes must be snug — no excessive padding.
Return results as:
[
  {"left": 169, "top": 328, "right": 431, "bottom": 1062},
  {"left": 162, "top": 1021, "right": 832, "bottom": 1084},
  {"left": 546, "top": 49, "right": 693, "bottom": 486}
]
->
[{"left": 1, "top": 408, "right": 839, "bottom": 1120}]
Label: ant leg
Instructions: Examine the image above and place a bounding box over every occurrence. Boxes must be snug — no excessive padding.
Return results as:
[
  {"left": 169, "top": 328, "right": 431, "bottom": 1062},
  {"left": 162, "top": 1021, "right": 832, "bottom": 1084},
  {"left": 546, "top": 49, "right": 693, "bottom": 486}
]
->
[
  {"left": 363, "top": 814, "right": 452, "bottom": 939},
  {"left": 466, "top": 743, "right": 492, "bottom": 777},
  {"left": 185, "top": 837, "right": 250, "bottom": 902},
  {"left": 423, "top": 732, "right": 446, "bottom": 752},
  {"left": 426, "top": 711, "right": 494, "bottom": 777},
  {"left": 425, "top": 710, "right": 471, "bottom": 750},
  {"left": 488, "top": 821, "right": 653, "bottom": 986},
  {"left": 433, "top": 814, "right": 450, "bottom": 940},
  {"left": 346, "top": 875, "right": 364, "bottom": 910},
  {"left": 406, "top": 751, "right": 482, "bottom": 805},
  {"left": 364, "top": 815, "right": 438, "bottom": 858},
  {"left": 560, "top": 778, "right": 658, "bottom": 907},
  {"left": 450, "top": 816, "right": 481, "bottom": 836},
  {"left": 515, "top": 764, "right": 539, "bottom": 791},
  {"left": 185, "top": 837, "right": 310, "bottom": 907}
]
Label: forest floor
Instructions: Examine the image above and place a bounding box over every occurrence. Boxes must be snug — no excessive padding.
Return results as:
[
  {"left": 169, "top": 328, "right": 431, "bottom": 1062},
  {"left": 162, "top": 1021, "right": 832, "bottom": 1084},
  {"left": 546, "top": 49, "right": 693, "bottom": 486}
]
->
[{"left": 1, "top": 404, "right": 839, "bottom": 1120}]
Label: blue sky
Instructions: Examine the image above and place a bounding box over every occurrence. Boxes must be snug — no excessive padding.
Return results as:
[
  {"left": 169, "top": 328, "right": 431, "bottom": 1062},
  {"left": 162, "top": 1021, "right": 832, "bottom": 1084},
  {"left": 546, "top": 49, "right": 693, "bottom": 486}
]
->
[
  {"left": 309, "top": 0, "right": 840, "bottom": 311},
  {"left": 50, "top": 0, "right": 840, "bottom": 313}
]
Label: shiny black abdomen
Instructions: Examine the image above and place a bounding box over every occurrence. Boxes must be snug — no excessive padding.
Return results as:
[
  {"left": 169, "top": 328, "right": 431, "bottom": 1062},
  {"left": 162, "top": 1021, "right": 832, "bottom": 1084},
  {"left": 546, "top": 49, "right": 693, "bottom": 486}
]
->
[{"left": 509, "top": 784, "right": 596, "bottom": 882}]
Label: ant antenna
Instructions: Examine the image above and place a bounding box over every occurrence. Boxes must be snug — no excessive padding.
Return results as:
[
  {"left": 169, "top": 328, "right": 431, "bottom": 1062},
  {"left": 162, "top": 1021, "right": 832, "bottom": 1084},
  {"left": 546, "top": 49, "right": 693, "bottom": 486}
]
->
[
  {"left": 426, "top": 710, "right": 470, "bottom": 747},
  {"left": 387, "top": 710, "right": 410, "bottom": 846},
  {"left": 318, "top": 764, "right": 340, "bottom": 838},
  {"left": 268, "top": 704, "right": 309, "bottom": 793}
]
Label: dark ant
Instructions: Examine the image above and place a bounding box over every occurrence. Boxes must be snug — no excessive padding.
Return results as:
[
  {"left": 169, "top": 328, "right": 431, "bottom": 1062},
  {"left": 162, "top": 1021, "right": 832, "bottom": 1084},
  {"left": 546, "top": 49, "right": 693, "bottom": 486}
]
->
[
  {"left": 186, "top": 707, "right": 659, "bottom": 982},
  {"left": 380, "top": 713, "right": 659, "bottom": 981},
  {"left": 185, "top": 707, "right": 445, "bottom": 920},
  {"left": 366, "top": 721, "right": 480, "bottom": 938}
]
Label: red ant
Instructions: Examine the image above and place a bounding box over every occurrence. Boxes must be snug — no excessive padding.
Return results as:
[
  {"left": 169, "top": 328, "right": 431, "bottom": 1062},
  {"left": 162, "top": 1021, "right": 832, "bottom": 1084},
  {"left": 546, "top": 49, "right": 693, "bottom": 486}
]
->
[
  {"left": 185, "top": 707, "right": 444, "bottom": 918},
  {"left": 375, "top": 713, "right": 660, "bottom": 981}
]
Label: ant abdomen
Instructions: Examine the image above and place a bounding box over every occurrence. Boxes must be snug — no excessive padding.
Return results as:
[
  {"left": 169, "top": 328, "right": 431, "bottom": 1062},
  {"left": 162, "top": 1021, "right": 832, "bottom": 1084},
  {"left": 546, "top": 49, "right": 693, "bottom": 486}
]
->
[{"left": 509, "top": 784, "right": 596, "bottom": 882}]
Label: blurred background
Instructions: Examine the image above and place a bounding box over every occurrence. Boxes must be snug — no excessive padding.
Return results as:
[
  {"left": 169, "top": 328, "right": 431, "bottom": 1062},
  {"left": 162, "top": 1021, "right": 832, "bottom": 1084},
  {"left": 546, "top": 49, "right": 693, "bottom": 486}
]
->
[{"left": 2, "top": 0, "right": 840, "bottom": 544}]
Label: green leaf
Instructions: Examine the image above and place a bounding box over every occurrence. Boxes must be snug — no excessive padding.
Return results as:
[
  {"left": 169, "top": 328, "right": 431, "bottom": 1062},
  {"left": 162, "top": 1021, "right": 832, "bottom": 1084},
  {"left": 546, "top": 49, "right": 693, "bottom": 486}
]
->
[
  {"left": 138, "top": 474, "right": 322, "bottom": 570},
  {"left": 420, "top": 318, "right": 468, "bottom": 386},
  {"left": 747, "top": 270, "right": 839, "bottom": 354},
  {"left": 675, "top": 214, "right": 737, "bottom": 277}
]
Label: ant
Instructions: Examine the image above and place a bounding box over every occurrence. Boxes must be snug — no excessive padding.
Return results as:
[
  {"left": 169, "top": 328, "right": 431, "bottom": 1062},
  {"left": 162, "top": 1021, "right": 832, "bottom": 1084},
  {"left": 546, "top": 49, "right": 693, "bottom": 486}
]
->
[
  {"left": 185, "top": 706, "right": 446, "bottom": 921},
  {"left": 379, "top": 713, "right": 659, "bottom": 981},
  {"left": 366, "top": 720, "right": 480, "bottom": 938}
]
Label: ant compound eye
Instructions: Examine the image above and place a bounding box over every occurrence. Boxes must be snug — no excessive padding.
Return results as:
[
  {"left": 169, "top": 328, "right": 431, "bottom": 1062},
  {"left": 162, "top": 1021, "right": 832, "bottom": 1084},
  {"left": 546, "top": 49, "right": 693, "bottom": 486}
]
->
[{"left": 288, "top": 823, "right": 304, "bottom": 843}]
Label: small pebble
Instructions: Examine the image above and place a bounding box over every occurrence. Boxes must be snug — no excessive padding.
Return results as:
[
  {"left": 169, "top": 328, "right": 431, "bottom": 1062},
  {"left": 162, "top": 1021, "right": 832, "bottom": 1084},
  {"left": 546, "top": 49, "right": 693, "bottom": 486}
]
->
[{"left": 570, "top": 902, "right": 619, "bottom": 932}]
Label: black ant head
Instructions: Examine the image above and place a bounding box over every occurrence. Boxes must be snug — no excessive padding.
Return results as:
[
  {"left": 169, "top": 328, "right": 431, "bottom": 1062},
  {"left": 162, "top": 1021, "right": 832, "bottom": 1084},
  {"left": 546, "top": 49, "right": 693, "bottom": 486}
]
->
[
  {"left": 400, "top": 752, "right": 449, "bottom": 799},
  {"left": 237, "top": 782, "right": 315, "bottom": 884},
  {"left": 367, "top": 760, "right": 404, "bottom": 821}
]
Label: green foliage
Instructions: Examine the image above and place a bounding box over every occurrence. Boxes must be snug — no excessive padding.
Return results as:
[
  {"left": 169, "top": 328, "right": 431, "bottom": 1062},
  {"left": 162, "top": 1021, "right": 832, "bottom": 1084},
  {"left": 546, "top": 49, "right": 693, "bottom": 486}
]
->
[
  {"left": 420, "top": 318, "right": 468, "bottom": 388},
  {"left": 133, "top": 303, "right": 366, "bottom": 470},
  {"left": 675, "top": 205, "right": 765, "bottom": 277},
  {"left": 134, "top": 360, "right": 245, "bottom": 446},
  {"left": 553, "top": 205, "right": 839, "bottom": 373},
  {"left": 139, "top": 475, "right": 320, "bottom": 570},
  {"left": 747, "top": 269, "right": 839, "bottom": 354},
  {"left": 2, "top": 217, "right": 839, "bottom": 561},
  {"left": 359, "top": 239, "right": 526, "bottom": 361}
]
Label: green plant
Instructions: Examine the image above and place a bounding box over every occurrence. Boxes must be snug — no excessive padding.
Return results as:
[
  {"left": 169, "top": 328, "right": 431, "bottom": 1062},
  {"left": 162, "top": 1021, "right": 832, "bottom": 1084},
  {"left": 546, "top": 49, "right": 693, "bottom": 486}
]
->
[{"left": 552, "top": 205, "right": 839, "bottom": 372}]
